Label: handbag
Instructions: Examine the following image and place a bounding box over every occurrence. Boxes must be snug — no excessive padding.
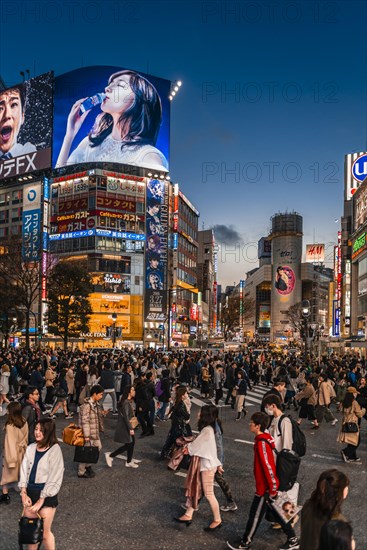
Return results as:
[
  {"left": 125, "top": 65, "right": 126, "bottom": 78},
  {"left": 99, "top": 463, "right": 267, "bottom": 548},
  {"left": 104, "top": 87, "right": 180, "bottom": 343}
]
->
[
  {"left": 231, "top": 388, "right": 237, "bottom": 397},
  {"left": 62, "top": 423, "right": 85, "bottom": 446},
  {"left": 18, "top": 510, "right": 44, "bottom": 545},
  {"left": 130, "top": 416, "right": 139, "bottom": 429},
  {"left": 73, "top": 445, "right": 100, "bottom": 463},
  {"left": 342, "top": 422, "right": 358, "bottom": 433}
]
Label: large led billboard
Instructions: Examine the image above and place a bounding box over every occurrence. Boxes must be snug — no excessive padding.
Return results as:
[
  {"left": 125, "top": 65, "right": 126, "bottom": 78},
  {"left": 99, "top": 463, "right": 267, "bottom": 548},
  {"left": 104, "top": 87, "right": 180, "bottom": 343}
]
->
[
  {"left": 53, "top": 66, "right": 170, "bottom": 173},
  {"left": 0, "top": 72, "right": 53, "bottom": 180}
]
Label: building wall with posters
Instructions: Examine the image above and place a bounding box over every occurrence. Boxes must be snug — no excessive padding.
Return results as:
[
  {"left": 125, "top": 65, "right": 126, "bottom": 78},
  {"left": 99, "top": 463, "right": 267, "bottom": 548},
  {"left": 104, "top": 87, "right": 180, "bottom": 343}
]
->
[
  {"left": 197, "top": 229, "right": 216, "bottom": 334},
  {"left": 340, "top": 152, "right": 367, "bottom": 338},
  {"left": 350, "top": 178, "right": 367, "bottom": 337},
  {"left": 169, "top": 186, "right": 199, "bottom": 347},
  {"left": 270, "top": 213, "right": 303, "bottom": 340}
]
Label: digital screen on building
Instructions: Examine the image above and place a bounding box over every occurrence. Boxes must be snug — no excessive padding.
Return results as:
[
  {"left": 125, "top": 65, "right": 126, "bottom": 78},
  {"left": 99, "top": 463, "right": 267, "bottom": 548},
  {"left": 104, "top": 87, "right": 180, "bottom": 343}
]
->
[
  {"left": 53, "top": 66, "right": 170, "bottom": 172},
  {"left": 145, "top": 179, "right": 169, "bottom": 321},
  {"left": 258, "top": 305, "right": 271, "bottom": 328},
  {"left": 0, "top": 72, "right": 53, "bottom": 180}
]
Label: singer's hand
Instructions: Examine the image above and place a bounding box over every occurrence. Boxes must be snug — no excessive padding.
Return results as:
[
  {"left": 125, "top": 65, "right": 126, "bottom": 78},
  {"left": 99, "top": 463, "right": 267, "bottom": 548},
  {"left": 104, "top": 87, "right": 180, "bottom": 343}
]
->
[{"left": 66, "top": 98, "right": 90, "bottom": 139}]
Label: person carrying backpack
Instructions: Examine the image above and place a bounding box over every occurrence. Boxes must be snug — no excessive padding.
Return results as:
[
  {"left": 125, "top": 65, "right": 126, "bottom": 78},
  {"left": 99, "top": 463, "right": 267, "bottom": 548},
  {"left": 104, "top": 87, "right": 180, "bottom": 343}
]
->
[{"left": 263, "top": 394, "right": 306, "bottom": 531}]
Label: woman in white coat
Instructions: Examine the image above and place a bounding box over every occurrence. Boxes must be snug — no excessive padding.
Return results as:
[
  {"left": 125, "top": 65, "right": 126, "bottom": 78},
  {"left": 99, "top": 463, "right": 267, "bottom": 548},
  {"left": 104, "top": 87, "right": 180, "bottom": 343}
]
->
[{"left": 175, "top": 405, "right": 222, "bottom": 531}]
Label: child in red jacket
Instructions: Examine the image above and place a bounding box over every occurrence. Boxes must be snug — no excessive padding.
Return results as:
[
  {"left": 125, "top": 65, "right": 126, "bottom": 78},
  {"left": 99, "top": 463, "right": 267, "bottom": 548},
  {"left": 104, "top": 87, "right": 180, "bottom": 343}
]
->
[{"left": 227, "top": 412, "right": 299, "bottom": 550}]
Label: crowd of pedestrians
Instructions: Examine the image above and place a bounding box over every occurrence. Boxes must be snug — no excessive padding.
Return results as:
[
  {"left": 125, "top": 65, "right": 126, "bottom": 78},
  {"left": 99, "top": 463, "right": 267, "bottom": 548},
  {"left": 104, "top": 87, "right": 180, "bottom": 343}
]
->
[{"left": 0, "top": 344, "right": 366, "bottom": 549}]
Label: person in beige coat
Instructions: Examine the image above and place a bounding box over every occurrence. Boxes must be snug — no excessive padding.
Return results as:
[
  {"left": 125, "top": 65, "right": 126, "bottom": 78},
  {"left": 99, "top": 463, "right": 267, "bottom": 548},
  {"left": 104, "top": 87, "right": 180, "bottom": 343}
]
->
[
  {"left": 338, "top": 387, "right": 366, "bottom": 463},
  {"left": 66, "top": 365, "right": 75, "bottom": 400},
  {"left": 0, "top": 402, "right": 28, "bottom": 504},
  {"left": 316, "top": 373, "right": 337, "bottom": 425}
]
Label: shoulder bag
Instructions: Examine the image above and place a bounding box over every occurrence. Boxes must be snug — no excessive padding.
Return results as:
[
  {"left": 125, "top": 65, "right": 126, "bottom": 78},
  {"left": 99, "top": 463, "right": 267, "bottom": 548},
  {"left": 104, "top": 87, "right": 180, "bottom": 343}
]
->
[
  {"left": 342, "top": 422, "right": 358, "bottom": 433},
  {"left": 19, "top": 509, "right": 44, "bottom": 545}
]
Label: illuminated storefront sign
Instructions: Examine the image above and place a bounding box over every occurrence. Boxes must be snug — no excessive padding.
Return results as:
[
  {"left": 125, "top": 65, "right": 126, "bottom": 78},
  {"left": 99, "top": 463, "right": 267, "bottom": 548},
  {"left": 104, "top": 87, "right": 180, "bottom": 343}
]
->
[
  {"left": 22, "top": 182, "right": 42, "bottom": 261},
  {"left": 352, "top": 232, "right": 367, "bottom": 259},
  {"left": 49, "top": 228, "right": 145, "bottom": 241}
]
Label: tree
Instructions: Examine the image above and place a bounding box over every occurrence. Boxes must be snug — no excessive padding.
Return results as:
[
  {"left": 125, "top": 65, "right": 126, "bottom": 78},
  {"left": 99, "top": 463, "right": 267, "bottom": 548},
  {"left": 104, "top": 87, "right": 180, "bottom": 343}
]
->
[
  {"left": 0, "top": 238, "right": 42, "bottom": 349},
  {"left": 286, "top": 302, "right": 303, "bottom": 335},
  {"left": 47, "top": 262, "right": 93, "bottom": 349},
  {"left": 220, "top": 295, "right": 255, "bottom": 340}
]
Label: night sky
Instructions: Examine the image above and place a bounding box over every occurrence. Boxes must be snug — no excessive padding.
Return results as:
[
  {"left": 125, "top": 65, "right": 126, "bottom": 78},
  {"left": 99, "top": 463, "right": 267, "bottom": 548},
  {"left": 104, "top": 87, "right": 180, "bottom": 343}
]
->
[{"left": 1, "top": 0, "right": 366, "bottom": 286}]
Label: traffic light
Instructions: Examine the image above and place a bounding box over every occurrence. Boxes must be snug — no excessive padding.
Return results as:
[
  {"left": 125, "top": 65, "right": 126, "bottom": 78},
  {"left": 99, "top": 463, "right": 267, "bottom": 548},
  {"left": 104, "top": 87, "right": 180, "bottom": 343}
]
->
[{"left": 178, "top": 315, "right": 189, "bottom": 322}]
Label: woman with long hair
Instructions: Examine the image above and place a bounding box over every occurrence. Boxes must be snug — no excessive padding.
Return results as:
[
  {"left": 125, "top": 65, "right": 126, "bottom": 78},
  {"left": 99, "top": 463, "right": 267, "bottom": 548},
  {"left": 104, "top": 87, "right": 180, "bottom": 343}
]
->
[
  {"left": 0, "top": 402, "right": 28, "bottom": 504},
  {"left": 174, "top": 405, "right": 222, "bottom": 531},
  {"left": 105, "top": 385, "right": 138, "bottom": 469},
  {"left": 19, "top": 419, "right": 64, "bottom": 550},
  {"left": 160, "top": 386, "right": 191, "bottom": 459},
  {"left": 56, "top": 70, "right": 168, "bottom": 171},
  {"left": 300, "top": 469, "right": 350, "bottom": 550},
  {"left": 318, "top": 520, "right": 355, "bottom": 550},
  {"left": 338, "top": 387, "right": 366, "bottom": 463}
]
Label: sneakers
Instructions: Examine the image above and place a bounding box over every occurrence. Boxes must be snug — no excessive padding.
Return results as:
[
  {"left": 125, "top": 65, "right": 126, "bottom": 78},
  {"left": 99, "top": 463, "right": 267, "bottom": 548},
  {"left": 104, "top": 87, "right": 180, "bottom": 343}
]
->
[
  {"left": 65, "top": 414, "right": 73, "bottom": 419},
  {"left": 331, "top": 419, "right": 338, "bottom": 426},
  {"left": 126, "top": 460, "right": 139, "bottom": 468},
  {"left": 48, "top": 414, "right": 56, "bottom": 419},
  {"left": 279, "top": 537, "right": 300, "bottom": 550},
  {"left": 227, "top": 540, "right": 251, "bottom": 550},
  {"left": 220, "top": 502, "right": 238, "bottom": 512},
  {"left": 112, "top": 411, "right": 119, "bottom": 416},
  {"left": 347, "top": 458, "right": 362, "bottom": 464},
  {"left": 105, "top": 452, "right": 113, "bottom": 468}
]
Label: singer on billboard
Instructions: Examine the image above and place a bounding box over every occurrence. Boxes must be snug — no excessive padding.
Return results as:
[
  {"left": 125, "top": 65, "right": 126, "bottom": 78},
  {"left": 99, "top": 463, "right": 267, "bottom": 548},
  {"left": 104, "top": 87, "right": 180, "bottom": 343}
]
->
[
  {"left": 0, "top": 85, "right": 36, "bottom": 159},
  {"left": 55, "top": 70, "right": 168, "bottom": 171}
]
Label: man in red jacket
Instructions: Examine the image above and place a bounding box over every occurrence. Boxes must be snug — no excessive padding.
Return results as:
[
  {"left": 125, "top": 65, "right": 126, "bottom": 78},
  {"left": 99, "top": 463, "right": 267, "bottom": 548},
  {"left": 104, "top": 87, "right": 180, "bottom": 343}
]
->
[{"left": 227, "top": 412, "right": 299, "bottom": 550}]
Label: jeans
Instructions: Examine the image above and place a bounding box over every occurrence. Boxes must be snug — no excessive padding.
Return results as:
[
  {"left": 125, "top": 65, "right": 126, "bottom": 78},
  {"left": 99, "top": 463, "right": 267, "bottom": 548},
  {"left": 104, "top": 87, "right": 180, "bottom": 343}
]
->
[
  {"left": 157, "top": 401, "right": 168, "bottom": 420},
  {"left": 101, "top": 389, "right": 117, "bottom": 412},
  {"left": 110, "top": 436, "right": 135, "bottom": 462}
]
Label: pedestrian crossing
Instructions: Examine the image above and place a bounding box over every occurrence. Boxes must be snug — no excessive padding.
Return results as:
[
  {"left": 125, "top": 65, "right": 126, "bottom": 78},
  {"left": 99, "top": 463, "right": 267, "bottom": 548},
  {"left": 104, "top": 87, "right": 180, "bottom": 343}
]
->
[{"left": 189, "top": 384, "right": 269, "bottom": 409}]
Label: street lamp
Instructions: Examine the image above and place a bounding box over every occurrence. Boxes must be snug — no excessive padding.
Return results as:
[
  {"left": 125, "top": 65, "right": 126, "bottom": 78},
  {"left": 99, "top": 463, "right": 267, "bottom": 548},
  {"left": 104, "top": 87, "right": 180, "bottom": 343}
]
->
[
  {"left": 301, "top": 300, "right": 310, "bottom": 364},
  {"left": 111, "top": 313, "right": 117, "bottom": 347}
]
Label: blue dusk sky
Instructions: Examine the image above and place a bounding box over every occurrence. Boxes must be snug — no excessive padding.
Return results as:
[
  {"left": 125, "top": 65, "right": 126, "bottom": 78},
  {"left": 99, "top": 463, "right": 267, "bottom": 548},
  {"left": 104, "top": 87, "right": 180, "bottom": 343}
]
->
[{"left": 1, "top": 0, "right": 366, "bottom": 286}]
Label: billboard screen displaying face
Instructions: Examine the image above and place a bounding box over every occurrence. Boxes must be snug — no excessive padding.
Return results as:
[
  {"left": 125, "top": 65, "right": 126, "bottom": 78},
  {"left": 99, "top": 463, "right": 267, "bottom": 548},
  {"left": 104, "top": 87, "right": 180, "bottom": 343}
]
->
[
  {"left": 53, "top": 66, "right": 170, "bottom": 173},
  {"left": 0, "top": 72, "right": 53, "bottom": 180}
]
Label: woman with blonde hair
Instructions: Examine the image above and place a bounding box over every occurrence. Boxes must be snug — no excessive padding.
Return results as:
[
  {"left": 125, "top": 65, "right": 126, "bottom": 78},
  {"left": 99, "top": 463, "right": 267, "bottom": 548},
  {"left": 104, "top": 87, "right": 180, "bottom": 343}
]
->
[{"left": 0, "top": 402, "right": 28, "bottom": 504}]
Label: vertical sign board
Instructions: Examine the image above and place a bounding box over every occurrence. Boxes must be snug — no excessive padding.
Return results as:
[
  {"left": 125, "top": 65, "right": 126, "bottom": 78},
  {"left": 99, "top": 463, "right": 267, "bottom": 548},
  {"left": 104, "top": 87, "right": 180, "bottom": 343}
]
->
[
  {"left": 41, "top": 177, "right": 51, "bottom": 333},
  {"left": 22, "top": 182, "right": 42, "bottom": 261},
  {"left": 239, "top": 279, "right": 245, "bottom": 327},
  {"left": 145, "top": 179, "right": 169, "bottom": 321}
]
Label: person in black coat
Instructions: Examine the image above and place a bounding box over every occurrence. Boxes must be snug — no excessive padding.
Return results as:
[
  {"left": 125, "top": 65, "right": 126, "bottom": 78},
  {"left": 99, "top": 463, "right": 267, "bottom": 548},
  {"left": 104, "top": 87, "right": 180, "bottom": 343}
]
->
[
  {"left": 135, "top": 374, "right": 154, "bottom": 436},
  {"left": 157, "top": 369, "right": 171, "bottom": 421},
  {"left": 160, "top": 386, "right": 191, "bottom": 459},
  {"left": 260, "top": 377, "right": 286, "bottom": 412},
  {"left": 29, "top": 363, "right": 46, "bottom": 411},
  {"left": 105, "top": 385, "right": 138, "bottom": 468},
  {"left": 224, "top": 363, "right": 237, "bottom": 408}
]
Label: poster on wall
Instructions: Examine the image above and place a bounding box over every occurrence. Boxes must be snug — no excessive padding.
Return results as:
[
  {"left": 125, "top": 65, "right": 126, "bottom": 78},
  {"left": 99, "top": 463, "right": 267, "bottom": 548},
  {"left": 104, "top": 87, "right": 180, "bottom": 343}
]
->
[
  {"left": 274, "top": 266, "right": 296, "bottom": 296},
  {"left": 145, "top": 179, "right": 168, "bottom": 321},
  {"left": 0, "top": 72, "right": 53, "bottom": 179},
  {"left": 53, "top": 66, "right": 170, "bottom": 172}
]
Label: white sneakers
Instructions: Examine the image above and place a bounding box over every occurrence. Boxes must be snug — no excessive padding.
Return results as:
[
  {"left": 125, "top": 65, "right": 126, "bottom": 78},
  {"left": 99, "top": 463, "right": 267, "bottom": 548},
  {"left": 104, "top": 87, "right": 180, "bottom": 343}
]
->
[
  {"left": 331, "top": 418, "right": 338, "bottom": 426},
  {"left": 105, "top": 452, "right": 113, "bottom": 468},
  {"left": 126, "top": 460, "right": 139, "bottom": 468}
]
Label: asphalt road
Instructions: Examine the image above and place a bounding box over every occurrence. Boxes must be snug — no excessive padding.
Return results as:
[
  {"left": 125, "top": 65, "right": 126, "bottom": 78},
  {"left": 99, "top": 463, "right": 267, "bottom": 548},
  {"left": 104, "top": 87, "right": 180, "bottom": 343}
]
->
[{"left": 1, "top": 385, "right": 366, "bottom": 550}]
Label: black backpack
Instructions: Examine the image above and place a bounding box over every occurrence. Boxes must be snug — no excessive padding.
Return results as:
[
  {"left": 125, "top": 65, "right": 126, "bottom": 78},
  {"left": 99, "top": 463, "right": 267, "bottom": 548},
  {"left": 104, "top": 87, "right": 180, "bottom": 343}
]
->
[{"left": 278, "top": 414, "right": 307, "bottom": 458}]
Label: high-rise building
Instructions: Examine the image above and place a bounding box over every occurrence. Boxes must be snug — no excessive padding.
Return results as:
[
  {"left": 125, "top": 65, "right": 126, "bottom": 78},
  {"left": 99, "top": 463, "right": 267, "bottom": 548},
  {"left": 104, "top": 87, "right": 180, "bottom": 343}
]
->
[{"left": 197, "top": 229, "right": 217, "bottom": 336}]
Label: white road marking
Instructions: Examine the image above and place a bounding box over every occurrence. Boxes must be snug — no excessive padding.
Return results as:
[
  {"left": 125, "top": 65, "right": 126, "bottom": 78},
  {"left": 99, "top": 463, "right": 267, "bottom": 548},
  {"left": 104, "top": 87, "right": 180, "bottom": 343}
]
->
[
  {"left": 311, "top": 454, "right": 338, "bottom": 461},
  {"left": 114, "top": 455, "right": 142, "bottom": 463},
  {"left": 235, "top": 439, "right": 254, "bottom": 445}
]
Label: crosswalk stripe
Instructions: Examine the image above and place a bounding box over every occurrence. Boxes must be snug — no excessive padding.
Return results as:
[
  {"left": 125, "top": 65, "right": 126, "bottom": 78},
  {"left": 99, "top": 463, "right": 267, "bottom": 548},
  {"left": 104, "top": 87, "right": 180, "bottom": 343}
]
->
[{"left": 235, "top": 439, "right": 254, "bottom": 445}]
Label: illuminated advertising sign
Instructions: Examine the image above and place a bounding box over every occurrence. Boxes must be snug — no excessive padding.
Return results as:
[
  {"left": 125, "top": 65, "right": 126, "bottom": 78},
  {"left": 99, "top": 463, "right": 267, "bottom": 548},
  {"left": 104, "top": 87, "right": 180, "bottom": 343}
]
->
[
  {"left": 353, "top": 183, "right": 367, "bottom": 230},
  {"left": 144, "top": 289, "right": 167, "bottom": 322},
  {"left": 345, "top": 152, "right": 367, "bottom": 200},
  {"left": 145, "top": 179, "right": 169, "bottom": 321},
  {"left": 91, "top": 273, "right": 131, "bottom": 294},
  {"left": 306, "top": 243, "right": 325, "bottom": 263},
  {"left": 258, "top": 237, "right": 271, "bottom": 259},
  {"left": 53, "top": 66, "right": 170, "bottom": 172},
  {"left": 258, "top": 305, "right": 271, "bottom": 328},
  {"left": 352, "top": 232, "right": 367, "bottom": 259},
  {"left": 96, "top": 196, "right": 135, "bottom": 212},
  {"left": 49, "top": 228, "right": 145, "bottom": 241},
  {"left": 0, "top": 72, "right": 53, "bottom": 180},
  {"left": 22, "top": 182, "right": 42, "bottom": 261}
]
